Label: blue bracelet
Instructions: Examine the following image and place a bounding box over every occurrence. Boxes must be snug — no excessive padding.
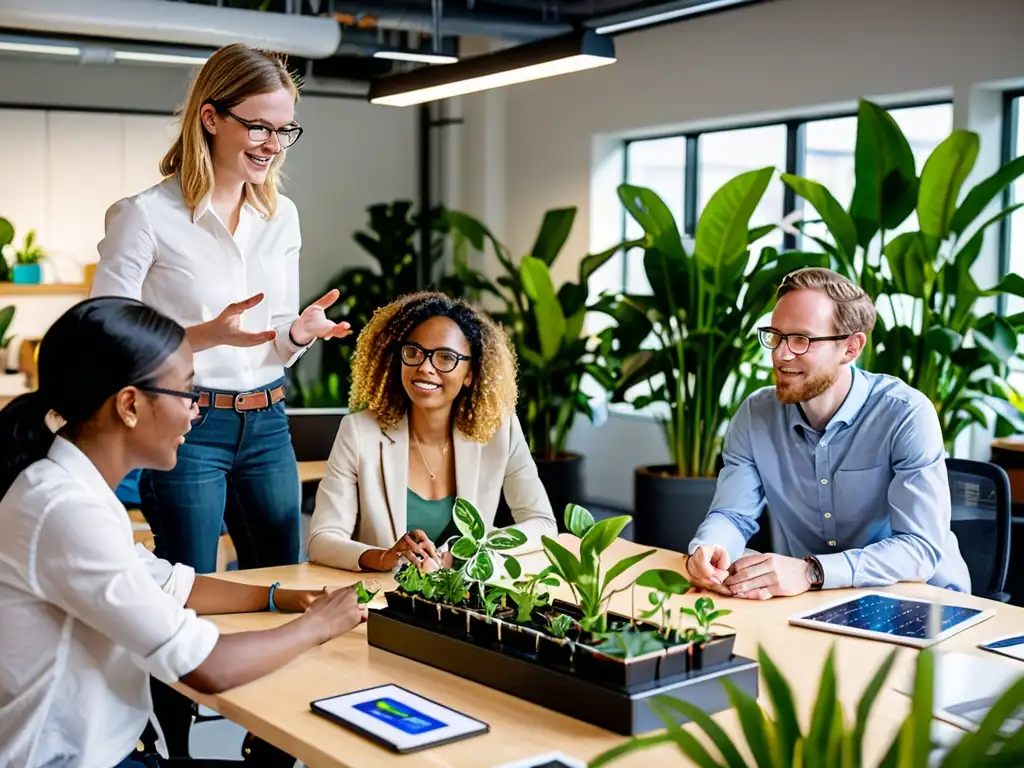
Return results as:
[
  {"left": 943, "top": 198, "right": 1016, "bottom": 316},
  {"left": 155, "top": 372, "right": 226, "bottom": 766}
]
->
[{"left": 268, "top": 581, "right": 282, "bottom": 612}]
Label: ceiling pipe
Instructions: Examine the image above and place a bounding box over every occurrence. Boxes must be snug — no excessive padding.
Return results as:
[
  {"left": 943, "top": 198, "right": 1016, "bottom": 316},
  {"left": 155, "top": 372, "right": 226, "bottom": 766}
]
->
[
  {"left": 0, "top": 0, "right": 342, "bottom": 58},
  {"left": 327, "top": 3, "right": 572, "bottom": 41}
]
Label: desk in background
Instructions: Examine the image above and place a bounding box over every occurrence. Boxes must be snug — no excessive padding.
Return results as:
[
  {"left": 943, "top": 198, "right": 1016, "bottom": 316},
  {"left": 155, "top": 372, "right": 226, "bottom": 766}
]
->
[{"left": 176, "top": 537, "right": 1022, "bottom": 768}]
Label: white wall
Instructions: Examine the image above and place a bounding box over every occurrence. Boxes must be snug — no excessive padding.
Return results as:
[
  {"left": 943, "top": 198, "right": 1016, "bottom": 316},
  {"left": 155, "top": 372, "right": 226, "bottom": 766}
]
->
[
  {"left": 452, "top": 0, "right": 1024, "bottom": 509},
  {"left": 0, "top": 56, "right": 417, "bottom": 379}
]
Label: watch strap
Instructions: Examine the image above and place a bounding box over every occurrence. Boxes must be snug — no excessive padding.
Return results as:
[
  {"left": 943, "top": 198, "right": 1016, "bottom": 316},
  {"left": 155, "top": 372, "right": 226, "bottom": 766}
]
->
[{"left": 804, "top": 556, "right": 824, "bottom": 591}]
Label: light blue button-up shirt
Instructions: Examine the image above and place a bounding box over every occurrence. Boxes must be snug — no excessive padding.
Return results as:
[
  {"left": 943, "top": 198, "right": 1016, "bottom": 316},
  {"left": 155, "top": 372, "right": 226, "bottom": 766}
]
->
[{"left": 689, "top": 367, "right": 971, "bottom": 593}]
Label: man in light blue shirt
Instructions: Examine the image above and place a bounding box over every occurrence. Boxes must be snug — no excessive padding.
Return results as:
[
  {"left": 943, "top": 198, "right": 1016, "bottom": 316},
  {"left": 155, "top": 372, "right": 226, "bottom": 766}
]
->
[{"left": 687, "top": 267, "right": 970, "bottom": 599}]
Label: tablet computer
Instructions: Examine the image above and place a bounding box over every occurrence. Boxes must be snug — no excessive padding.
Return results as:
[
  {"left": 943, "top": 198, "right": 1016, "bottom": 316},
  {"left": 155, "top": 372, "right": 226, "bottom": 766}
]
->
[
  {"left": 310, "top": 684, "right": 489, "bottom": 753},
  {"left": 788, "top": 591, "right": 994, "bottom": 648}
]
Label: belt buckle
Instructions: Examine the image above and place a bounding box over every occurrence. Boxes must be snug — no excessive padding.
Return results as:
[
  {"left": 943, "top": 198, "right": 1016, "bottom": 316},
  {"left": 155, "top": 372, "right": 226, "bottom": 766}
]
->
[{"left": 235, "top": 390, "right": 270, "bottom": 412}]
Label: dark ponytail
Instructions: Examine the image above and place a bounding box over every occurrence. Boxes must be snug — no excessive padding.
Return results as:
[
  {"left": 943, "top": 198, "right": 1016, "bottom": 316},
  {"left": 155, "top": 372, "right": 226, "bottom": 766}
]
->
[{"left": 0, "top": 296, "right": 185, "bottom": 498}]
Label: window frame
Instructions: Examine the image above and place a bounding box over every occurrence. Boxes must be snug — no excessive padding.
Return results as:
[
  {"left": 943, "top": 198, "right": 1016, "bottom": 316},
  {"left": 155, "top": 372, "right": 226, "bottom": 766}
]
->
[
  {"left": 618, "top": 98, "right": 952, "bottom": 292},
  {"left": 998, "top": 89, "right": 1022, "bottom": 318}
]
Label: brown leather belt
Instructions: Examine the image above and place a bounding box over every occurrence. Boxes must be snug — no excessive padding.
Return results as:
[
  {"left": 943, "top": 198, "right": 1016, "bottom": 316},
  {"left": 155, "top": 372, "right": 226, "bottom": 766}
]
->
[{"left": 197, "top": 385, "right": 286, "bottom": 412}]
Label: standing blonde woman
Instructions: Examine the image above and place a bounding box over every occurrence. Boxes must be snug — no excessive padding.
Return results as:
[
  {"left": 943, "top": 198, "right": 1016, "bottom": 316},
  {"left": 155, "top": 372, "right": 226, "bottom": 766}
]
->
[{"left": 91, "top": 43, "right": 350, "bottom": 760}]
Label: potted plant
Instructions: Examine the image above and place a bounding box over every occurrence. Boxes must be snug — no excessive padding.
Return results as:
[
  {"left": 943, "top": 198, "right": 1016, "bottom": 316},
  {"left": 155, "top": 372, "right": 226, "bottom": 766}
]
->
[
  {"left": 0, "top": 305, "right": 14, "bottom": 373},
  {"left": 449, "top": 208, "right": 637, "bottom": 530},
  {"left": 589, "top": 643, "right": 1024, "bottom": 767},
  {"left": 0, "top": 217, "right": 13, "bottom": 282},
  {"left": 598, "top": 172, "right": 828, "bottom": 551},
  {"left": 12, "top": 229, "right": 44, "bottom": 284},
  {"left": 781, "top": 98, "right": 1024, "bottom": 450}
]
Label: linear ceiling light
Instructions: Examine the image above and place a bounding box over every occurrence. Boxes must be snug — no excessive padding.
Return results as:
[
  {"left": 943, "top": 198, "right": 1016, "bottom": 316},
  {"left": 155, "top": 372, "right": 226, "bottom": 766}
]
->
[
  {"left": 593, "top": 0, "right": 755, "bottom": 35},
  {"left": 373, "top": 50, "right": 459, "bottom": 65},
  {"left": 0, "top": 38, "right": 80, "bottom": 56},
  {"left": 368, "top": 30, "right": 615, "bottom": 107},
  {"left": 113, "top": 50, "right": 209, "bottom": 66}
]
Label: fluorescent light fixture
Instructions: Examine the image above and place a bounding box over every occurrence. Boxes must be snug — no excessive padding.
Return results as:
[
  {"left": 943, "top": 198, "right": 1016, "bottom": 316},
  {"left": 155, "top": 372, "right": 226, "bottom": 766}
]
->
[
  {"left": 373, "top": 50, "right": 458, "bottom": 65},
  {"left": 113, "top": 50, "right": 208, "bottom": 66},
  {"left": 593, "top": 0, "right": 755, "bottom": 35},
  {"left": 0, "top": 39, "right": 80, "bottom": 56},
  {"left": 369, "top": 30, "right": 615, "bottom": 107}
]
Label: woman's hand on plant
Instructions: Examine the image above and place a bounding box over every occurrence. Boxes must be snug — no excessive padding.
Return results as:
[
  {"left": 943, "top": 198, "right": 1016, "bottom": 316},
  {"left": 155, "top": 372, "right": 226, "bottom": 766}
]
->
[
  {"left": 381, "top": 529, "right": 440, "bottom": 571},
  {"left": 302, "top": 585, "right": 366, "bottom": 643},
  {"left": 271, "top": 586, "right": 327, "bottom": 612},
  {"left": 723, "top": 553, "right": 808, "bottom": 598},
  {"left": 288, "top": 289, "right": 352, "bottom": 346},
  {"left": 685, "top": 545, "right": 732, "bottom": 595}
]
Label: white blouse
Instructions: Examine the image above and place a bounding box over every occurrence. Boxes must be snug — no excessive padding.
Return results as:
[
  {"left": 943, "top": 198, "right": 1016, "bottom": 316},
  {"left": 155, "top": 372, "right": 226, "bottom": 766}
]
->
[
  {"left": 91, "top": 176, "right": 311, "bottom": 393},
  {"left": 0, "top": 438, "right": 219, "bottom": 768}
]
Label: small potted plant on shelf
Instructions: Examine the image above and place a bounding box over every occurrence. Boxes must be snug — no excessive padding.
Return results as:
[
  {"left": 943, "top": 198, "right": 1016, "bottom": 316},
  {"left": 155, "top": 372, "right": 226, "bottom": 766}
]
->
[
  {"left": 0, "top": 305, "right": 14, "bottom": 373},
  {"left": 12, "top": 229, "right": 44, "bottom": 285}
]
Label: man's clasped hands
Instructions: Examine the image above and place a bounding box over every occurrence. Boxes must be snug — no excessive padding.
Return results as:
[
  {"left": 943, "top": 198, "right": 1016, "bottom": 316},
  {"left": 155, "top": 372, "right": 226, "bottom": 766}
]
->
[{"left": 686, "top": 544, "right": 817, "bottom": 600}]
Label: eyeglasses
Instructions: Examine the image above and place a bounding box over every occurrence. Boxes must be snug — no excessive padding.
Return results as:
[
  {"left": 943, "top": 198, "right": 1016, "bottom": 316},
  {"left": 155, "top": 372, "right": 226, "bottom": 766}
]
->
[
  {"left": 757, "top": 327, "right": 852, "bottom": 355},
  {"left": 399, "top": 343, "right": 471, "bottom": 373},
  {"left": 206, "top": 100, "right": 303, "bottom": 148},
  {"left": 136, "top": 385, "right": 201, "bottom": 405}
]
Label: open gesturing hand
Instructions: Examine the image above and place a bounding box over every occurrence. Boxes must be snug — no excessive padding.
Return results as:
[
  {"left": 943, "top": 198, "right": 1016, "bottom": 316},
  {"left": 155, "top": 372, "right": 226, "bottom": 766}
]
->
[
  {"left": 203, "top": 293, "right": 278, "bottom": 349},
  {"left": 289, "top": 289, "right": 352, "bottom": 346}
]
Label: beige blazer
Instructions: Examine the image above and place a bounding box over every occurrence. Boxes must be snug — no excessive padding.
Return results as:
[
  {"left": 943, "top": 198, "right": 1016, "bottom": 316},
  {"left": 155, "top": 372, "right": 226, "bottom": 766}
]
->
[{"left": 307, "top": 409, "right": 557, "bottom": 571}]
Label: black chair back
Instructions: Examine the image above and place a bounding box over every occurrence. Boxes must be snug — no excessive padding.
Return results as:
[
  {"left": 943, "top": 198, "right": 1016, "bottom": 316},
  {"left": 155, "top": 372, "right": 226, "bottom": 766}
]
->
[{"left": 946, "top": 458, "right": 1012, "bottom": 603}]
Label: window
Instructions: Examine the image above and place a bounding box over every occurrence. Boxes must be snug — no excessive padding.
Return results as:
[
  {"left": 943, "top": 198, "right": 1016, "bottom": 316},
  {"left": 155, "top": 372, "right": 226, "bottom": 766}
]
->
[
  {"left": 1006, "top": 94, "right": 1023, "bottom": 318},
  {"left": 619, "top": 102, "right": 953, "bottom": 294}
]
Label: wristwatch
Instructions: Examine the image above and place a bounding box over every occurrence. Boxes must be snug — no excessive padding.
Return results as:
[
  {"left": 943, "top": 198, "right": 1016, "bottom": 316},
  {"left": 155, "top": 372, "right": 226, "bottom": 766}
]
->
[{"left": 804, "top": 556, "right": 824, "bottom": 591}]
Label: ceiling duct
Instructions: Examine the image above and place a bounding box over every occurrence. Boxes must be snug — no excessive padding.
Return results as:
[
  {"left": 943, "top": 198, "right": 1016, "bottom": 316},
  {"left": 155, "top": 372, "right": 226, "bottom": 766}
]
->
[{"left": 0, "top": 0, "right": 343, "bottom": 59}]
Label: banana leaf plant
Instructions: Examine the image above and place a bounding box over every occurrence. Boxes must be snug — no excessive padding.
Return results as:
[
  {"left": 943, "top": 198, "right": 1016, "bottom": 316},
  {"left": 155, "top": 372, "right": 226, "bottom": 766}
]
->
[
  {"left": 289, "top": 200, "right": 489, "bottom": 407},
  {"left": 0, "top": 217, "right": 13, "bottom": 282},
  {"left": 447, "top": 207, "right": 637, "bottom": 460},
  {"left": 589, "top": 643, "right": 1024, "bottom": 768},
  {"left": 595, "top": 170, "right": 828, "bottom": 477},
  {"left": 781, "top": 98, "right": 1024, "bottom": 449}
]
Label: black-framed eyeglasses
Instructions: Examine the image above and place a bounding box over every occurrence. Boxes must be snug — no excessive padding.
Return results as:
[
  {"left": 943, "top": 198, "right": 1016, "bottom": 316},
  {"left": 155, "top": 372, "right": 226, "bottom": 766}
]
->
[
  {"left": 206, "top": 100, "right": 303, "bottom": 148},
  {"left": 137, "top": 385, "right": 202, "bottom": 405},
  {"left": 399, "top": 343, "right": 471, "bottom": 373},
  {"left": 757, "top": 327, "right": 851, "bottom": 355}
]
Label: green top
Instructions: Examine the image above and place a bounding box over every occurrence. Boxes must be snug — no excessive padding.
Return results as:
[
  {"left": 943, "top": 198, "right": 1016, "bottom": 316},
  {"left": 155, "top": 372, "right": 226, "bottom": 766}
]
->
[{"left": 406, "top": 489, "right": 460, "bottom": 545}]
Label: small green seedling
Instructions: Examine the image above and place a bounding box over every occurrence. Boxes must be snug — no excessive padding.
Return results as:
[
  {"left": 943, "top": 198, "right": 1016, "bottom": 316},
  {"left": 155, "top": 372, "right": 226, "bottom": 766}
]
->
[
  {"left": 354, "top": 580, "right": 380, "bottom": 605},
  {"left": 507, "top": 566, "right": 560, "bottom": 624},
  {"left": 589, "top": 627, "right": 666, "bottom": 659},
  {"left": 634, "top": 568, "right": 691, "bottom": 637},
  {"left": 678, "top": 596, "right": 731, "bottom": 643},
  {"left": 433, "top": 568, "right": 469, "bottom": 607},
  {"left": 546, "top": 613, "right": 578, "bottom": 639}
]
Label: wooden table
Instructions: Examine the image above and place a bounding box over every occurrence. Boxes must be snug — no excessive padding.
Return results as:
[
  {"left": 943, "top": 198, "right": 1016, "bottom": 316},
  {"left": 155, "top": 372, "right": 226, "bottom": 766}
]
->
[
  {"left": 177, "top": 537, "right": 1023, "bottom": 767},
  {"left": 298, "top": 460, "right": 328, "bottom": 484}
]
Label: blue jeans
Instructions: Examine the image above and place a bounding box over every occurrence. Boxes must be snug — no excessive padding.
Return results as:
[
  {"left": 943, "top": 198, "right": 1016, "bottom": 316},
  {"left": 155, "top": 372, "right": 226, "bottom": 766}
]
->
[{"left": 139, "top": 379, "right": 301, "bottom": 574}]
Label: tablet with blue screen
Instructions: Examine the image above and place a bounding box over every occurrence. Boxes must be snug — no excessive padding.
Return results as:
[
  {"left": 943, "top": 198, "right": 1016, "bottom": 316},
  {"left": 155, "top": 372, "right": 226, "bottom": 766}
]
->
[
  {"left": 310, "top": 684, "right": 489, "bottom": 753},
  {"left": 789, "top": 592, "right": 994, "bottom": 648}
]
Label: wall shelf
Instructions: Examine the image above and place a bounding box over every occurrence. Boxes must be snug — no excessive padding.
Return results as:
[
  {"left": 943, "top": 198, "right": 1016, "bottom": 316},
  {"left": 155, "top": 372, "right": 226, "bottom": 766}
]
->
[{"left": 0, "top": 283, "right": 90, "bottom": 296}]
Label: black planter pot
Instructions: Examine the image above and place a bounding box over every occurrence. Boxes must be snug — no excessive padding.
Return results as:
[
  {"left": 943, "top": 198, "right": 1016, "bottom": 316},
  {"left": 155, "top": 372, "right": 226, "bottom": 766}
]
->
[
  {"left": 574, "top": 643, "right": 660, "bottom": 688},
  {"left": 494, "top": 453, "right": 584, "bottom": 532},
  {"left": 439, "top": 605, "right": 469, "bottom": 635},
  {"left": 469, "top": 610, "right": 513, "bottom": 646},
  {"left": 693, "top": 633, "right": 736, "bottom": 670},
  {"left": 633, "top": 467, "right": 718, "bottom": 552},
  {"left": 384, "top": 591, "right": 413, "bottom": 615},
  {"left": 503, "top": 623, "right": 543, "bottom": 657},
  {"left": 659, "top": 643, "right": 691, "bottom": 679},
  {"left": 537, "top": 634, "right": 576, "bottom": 669}
]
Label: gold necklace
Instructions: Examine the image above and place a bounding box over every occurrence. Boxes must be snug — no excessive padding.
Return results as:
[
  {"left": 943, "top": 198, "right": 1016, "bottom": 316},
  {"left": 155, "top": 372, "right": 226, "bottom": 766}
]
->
[{"left": 413, "top": 432, "right": 450, "bottom": 479}]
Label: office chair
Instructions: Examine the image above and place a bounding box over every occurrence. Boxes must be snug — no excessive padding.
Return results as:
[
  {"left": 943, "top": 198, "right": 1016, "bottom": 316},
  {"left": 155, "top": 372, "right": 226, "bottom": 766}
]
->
[{"left": 946, "top": 458, "right": 1012, "bottom": 603}]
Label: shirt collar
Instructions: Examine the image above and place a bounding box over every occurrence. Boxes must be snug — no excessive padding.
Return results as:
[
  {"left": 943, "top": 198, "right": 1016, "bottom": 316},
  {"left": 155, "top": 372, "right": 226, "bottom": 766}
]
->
[
  {"left": 190, "top": 186, "right": 261, "bottom": 224},
  {"left": 787, "top": 366, "right": 870, "bottom": 434},
  {"left": 47, "top": 436, "right": 125, "bottom": 511}
]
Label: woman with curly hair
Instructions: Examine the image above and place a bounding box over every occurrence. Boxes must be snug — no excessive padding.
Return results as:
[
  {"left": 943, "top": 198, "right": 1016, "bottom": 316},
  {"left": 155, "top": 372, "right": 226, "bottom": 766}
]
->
[{"left": 308, "top": 292, "right": 556, "bottom": 572}]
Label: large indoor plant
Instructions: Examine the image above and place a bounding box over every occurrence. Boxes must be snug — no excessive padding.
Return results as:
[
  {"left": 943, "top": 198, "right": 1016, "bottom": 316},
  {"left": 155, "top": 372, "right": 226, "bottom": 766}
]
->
[
  {"left": 0, "top": 305, "right": 14, "bottom": 372},
  {"left": 590, "top": 643, "right": 1024, "bottom": 767},
  {"left": 781, "top": 98, "right": 1024, "bottom": 450},
  {"left": 448, "top": 207, "right": 634, "bottom": 528},
  {"left": 598, "top": 170, "right": 827, "bottom": 550}
]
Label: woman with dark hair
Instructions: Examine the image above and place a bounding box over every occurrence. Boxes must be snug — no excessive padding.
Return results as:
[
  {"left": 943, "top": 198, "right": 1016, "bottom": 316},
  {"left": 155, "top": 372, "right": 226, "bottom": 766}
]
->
[
  {"left": 0, "top": 297, "right": 364, "bottom": 768},
  {"left": 308, "top": 292, "right": 556, "bottom": 572}
]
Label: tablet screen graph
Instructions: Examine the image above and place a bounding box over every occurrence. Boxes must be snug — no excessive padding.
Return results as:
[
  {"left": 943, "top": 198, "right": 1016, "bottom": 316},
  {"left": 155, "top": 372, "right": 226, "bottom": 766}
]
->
[
  {"left": 801, "top": 594, "right": 984, "bottom": 639},
  {"left": 354, "top": 697, "right": 446, "bottom": 735}
]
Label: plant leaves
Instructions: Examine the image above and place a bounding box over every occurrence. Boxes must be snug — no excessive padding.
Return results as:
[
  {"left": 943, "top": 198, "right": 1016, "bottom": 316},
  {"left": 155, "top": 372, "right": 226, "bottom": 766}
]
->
[
  {"left": 723, "top": 680, "right": 773, "bottom": 768},
  {"left": 973, "top": 314, "right": 1019, "bottom": 366},
  {"left": 781, "top": 173, "right": 858, "bottom": 262},
  {"left": 453, "top": 497, "right": 486, "bottom": 541},
  {"left": 924, "top": 326, "right": 963, "bottom": 357},
  {"left": 580, "top": 516, "right": 631, "bottom": 565},
  {"left": 530, "top": 207, "right": 576, "bottom": 266},
  {"left": 541, "top": 535, "right": 582, "bottom": 585},
  {"left": 636, "top": 568, "right": 691, "bottom": 595},
  {"left": 806, "top": 646, "right": 838, "bottom": 764},
  {"left": 849, "top": 99, "right": 918, "bottom": 246},
  {"left": 618, "top": 183, "right": 687, "bottom": 262},
  {"left": 851, "top": 649, "right": 897, "bottom": 767},
  {"left": 450, "top": 537, "right": 479, "bottom": 560},
  {"left": 650, "top": 697, "right": 748, "bottom": 768},
  {"left": 950, "top": 154, "right": 1024, "bottom": 237},
  {"left": 884, "top": 232, "right": 937, "bottom": 299},
  {"left": 520, "top": 255, "right": 566, "bottom": 362},
  {"left": 694, "top": 167, "right": 775, "bottom": 289},
  {"left": 467, "top": 551, "right": 494, "bottom": 582},
  {"left": 502, "top": 554, "right": 522, "bottom": 579},
  {"left": 486, "top": 528, "right": 528, "bottom": 550},
  {"left": 646, "top": 701, "right": 725, "bottom": 768},
  {"left": 984, "top": 272, "right": 1024, "bottom": 301},
  {"left": 757, "top": 645, "right": 801, "bottom": 768},
  {"left": 917, "top": 129, "right": 979, "bottom": 238},
  {"left": 601, "top": 549, "right": 656, "bottom": 593},
  {"left": 564, "top": 503, "right": 595, "bottom": 538}
]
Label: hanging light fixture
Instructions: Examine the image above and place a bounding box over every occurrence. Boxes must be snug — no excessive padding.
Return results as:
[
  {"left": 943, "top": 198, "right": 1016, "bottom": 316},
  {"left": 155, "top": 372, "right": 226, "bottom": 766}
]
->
[{"left": 368, "top": 29, "right": 616, "bottom": 107}]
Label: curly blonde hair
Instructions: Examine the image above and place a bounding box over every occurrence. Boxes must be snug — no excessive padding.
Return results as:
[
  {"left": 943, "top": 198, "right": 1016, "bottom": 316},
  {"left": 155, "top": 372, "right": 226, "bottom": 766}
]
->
[{"left": 348, "top": 292, "right": 518, "bottom": 443}]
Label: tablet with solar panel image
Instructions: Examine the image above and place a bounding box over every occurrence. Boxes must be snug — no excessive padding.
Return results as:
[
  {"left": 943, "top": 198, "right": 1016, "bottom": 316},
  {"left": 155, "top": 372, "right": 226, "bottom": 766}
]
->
[{"left": 789, "top": 592, "right": 994, "bottom": 647}]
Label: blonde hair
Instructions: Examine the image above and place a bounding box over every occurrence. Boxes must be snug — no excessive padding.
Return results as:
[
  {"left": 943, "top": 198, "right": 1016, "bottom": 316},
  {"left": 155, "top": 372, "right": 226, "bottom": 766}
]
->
[
  {"left": 160, "top": 43, "right": 299, "bottom": 218},
  {"left": 777, "top": 267, "right": 877, "bottom": 335},
  {"left": 348, "top": 292, "right": 518, "bottom": 444}
]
